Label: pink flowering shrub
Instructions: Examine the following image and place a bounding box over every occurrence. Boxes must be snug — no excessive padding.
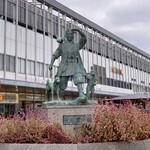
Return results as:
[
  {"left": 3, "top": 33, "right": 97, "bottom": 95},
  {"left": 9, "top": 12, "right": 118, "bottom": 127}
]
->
[
  {"left": 0, "top": 109, "right": 71, "bottom": 143},
  {"left": 0, "top": 102, "right": 149, "bottom": 144},
  {"left": 80, "top": 102, "right": 150, "bottom": 142}
]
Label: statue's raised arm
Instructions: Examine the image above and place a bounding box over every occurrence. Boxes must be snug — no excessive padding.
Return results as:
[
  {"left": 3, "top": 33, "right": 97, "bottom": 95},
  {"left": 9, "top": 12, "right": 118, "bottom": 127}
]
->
[{"left": 72, "top": 29, "right": 87, "bottom": 50}]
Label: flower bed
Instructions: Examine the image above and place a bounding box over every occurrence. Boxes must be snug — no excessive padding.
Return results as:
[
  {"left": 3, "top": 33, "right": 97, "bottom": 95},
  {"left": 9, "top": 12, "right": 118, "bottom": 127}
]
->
[{"left": 0, "top": 102, "right": 149, "bottom": 144}]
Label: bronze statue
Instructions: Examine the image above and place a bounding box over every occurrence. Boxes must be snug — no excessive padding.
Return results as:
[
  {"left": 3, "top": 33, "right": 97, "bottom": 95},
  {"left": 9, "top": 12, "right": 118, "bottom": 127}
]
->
[
  {"left": 86, "top": 70, "right": 97, "bottom": 100},
  {"left": 45, "top": 78, "right": 60, "bottom": 101},
  {"left": 49, "top": 29, "right": 87, "bottom": 101},
  {"left": 43, "top": 29, "right": 98, "bottom": 105}
]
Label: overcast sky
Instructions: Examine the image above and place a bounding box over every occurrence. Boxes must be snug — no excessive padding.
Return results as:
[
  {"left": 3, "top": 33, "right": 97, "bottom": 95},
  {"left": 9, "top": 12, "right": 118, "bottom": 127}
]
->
[{"left": 56, "top": 0, "right": 150, "bottom": 55}]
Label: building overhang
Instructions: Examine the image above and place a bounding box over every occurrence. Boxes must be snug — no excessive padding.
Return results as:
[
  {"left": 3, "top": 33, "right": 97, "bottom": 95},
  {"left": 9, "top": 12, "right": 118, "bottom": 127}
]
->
[
  {"left": 0, "top": 79, "right": 45, "bottom": 89},
  {"left": 112, "top": 92, "right": 150, "bottom": 101}
]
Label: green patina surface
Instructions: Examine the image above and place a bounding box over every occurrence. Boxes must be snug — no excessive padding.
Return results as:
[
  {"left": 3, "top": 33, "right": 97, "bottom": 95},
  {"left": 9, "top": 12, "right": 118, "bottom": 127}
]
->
[{"left": 45, "top": 29, "right": 97, "bottom": 105}]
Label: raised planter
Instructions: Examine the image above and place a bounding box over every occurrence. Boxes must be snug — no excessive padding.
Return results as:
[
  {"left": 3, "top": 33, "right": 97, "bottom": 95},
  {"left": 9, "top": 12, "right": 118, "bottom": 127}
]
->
[
  {"left": 0, "top": 139, "right": 149, "bottom": 150},
  {"left": 42, "top": 105, "right": 94, "bottom": 135}
]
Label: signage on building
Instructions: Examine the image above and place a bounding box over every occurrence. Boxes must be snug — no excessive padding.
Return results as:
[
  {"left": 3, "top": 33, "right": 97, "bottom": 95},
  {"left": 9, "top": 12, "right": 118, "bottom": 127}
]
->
[
  {"left": 112, "top": 67, "right": 124, "bottom": 75},
  {"left": 0, "top": 93, "right": 18, "bottom": 103},
  {"left": 0, "top": 94, "right": 3, "bottom": 101}
]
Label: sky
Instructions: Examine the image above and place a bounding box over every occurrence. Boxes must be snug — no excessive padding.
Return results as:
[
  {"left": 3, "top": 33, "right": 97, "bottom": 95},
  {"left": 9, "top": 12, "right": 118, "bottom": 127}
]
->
[{"left": 56, "top": 0, "right": 150, "bottom": 55}]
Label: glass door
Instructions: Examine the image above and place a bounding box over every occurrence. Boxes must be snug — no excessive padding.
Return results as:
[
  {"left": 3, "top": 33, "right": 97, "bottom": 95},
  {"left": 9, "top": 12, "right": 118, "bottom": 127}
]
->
[
  {"left": 0, "top": 104, "right": 4, "bottom": 117},
  {"left": 0, "top": 104, "right": 16, "bottom": 117}
]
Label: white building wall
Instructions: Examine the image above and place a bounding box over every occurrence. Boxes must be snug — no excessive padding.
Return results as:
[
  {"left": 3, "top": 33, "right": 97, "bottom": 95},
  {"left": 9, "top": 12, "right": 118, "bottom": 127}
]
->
[
  {"left": 6, "top": 72, "right": 15, "bottom": 80},
  {"left": 45, "top": 36, "right": 51, "bottom": 64},
  {"left": 16, "top": 74, "right": 26, "bottom": 81},
  {"left": 109, "top": 59, "right": 113, "bottom": 79},
  {"left": 128, "top": 66, "right": 131, "bottom": 83},
  {"left": 27, "top": 75, "right": 35, "bottom": 82},
  {"left": 27, "top": 29, "right": 35, "bottom": 60},
  {"left": 88, "top": 51, "right": 93, "bottom": 71},
  {"left": 148, "top": 61, "right": 150, "bottom": 89},
  {"left": 6, "top": 22, "right": 15, "bottom": 56},
  {"left": 96, "top": 84, "right": 133, "bottom": 95},
  {"left": 105, "top": 58, "right": 110, "bottom": 78},
  {"left": 138, "top": 69, "right": 141, "bottom": 86},
  {"left": 37, "top": 33, "right": 43, "bottom": 62},
  {"left": 93, "top": 53, "right": 97, "bottom": 68},
  {"left": 116, "top": 62, "right": 120, "bottom": 80},
  {"left": 0, "top": 71, "right": 4, "bottom": 78},
  {"left": 97, "top": 54, "right": 101, "bottom": 68},
  {"left": 53, "top": 39, "right": 59, "bottom": 67},
  {"left": 102, "top": 56, "right": 106, "bottom": 69},
  {"left": 0, "top": 16, "right": 149, "bottom": 95},
  {"left": 82, "top": 50, "right": 88, "bottom": 72},
  {"left": 18, "top": 26, "right": 26, "bottom": 58},
  {"left": 0, "top": 20, "right": 4, "bottom": 54}
]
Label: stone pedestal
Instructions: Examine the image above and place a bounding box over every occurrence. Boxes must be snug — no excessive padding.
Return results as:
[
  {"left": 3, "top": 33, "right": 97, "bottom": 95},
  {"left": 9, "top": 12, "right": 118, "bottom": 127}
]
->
[{"left": 42, "top": 105, "right": 95, "bottom": 135}]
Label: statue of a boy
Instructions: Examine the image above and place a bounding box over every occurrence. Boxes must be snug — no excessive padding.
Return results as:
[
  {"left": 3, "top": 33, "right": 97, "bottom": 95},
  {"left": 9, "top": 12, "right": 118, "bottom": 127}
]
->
[{"left": 49, "top": 29, "right": 87, "bottom": 100}]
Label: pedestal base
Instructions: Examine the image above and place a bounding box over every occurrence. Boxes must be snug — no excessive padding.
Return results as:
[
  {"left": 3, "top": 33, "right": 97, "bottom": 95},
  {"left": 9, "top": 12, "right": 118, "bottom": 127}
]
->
[
  {"left": 42, "top": 105, "right": 96, "bottom": 135},
  {"left": 42, "top": 98, "right": 97, "bottom": 106}
]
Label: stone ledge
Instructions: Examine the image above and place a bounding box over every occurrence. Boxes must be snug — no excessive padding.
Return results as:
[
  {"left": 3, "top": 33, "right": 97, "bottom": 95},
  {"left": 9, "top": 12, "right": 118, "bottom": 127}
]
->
[{"left": 0, "top": 139, "right": 149, "bottom": 150}]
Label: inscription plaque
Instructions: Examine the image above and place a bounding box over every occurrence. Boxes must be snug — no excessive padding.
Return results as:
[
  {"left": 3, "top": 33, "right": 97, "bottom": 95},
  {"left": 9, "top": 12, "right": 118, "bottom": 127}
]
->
[{"left": 63, "top": 115, "right": 91, "bottom": 125}]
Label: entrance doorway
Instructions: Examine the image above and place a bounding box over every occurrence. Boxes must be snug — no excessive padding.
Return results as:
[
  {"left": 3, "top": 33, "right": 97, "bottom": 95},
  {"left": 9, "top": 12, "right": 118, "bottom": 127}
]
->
[{"left": 0, "top": 104, "right": 16, "bottom": 117}]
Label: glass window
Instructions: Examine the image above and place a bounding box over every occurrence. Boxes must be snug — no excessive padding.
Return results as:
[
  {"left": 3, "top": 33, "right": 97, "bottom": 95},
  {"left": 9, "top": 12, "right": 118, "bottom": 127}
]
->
[
  {"left": 98, "top": 76, "right": 102, "bottom": 84},
  {"left": 102, "top": 77, "right": 106, "bottom": 85},
  {"left": 27, "top": 60, "right": 35, "bottom": 75},
  {"left": 120, "top": 49, "right": 123, "bottom": 63},
  {"left": 0, "top": 54, "right": 4, "bottom": 70},
  {"left": 45, "top": 64, "right": 48, "bottom": 78},
  {"left": 0, "top": 104, "right": 4, "bottom": 114},
  {"left": 113, "top": 80, "right": 117, "bottom": 87},
  {"left": 10, "top": 56, "right": 15, "bottom": 72},
  {"left": 37, "top": 8, "right": 43, "bottom": 31},
  {"left": 108, "top": 43, "right": 113, "bottom": 59},
  {"left": 37, "top": 62, "right": 44, "bottom": 77},
  {"left": 0, "top": 0, "right": 5, "bottom": 16},
  {"left": 106, "top": 78, "right": 110, "bottom": 86},
  {"left": 53, "top": 15, "right": 58, "bottom": 36},
  {"left": 6, "top": 55, "right": 15, "bottom": 72},
  {"left": 21, "top": 59, "right": 25, "bottom": 74},
  {"left": 27, "top": 60, "right": 30, "bottom": 75},
  {"left": 18, "top": 58, "right": 25, "bottom": 74},
  {"left": 120, "top": 81, "right": 123, "bottom": 88},
  {"left": 40, "top": 63, "right": 44, "bottom": 77},
  {"left": 30, "top": 61, "right": 35, "bottom": 75},
  {"left": 37, "top": 62, "right": 40, "bottom": 76},
  {"left": 28, "top": 4, "right": 35, "bottom": 28},
  {"left": 102, "top": 67, "right": 106, "bottom": 77},
  {"left": 45, "top": 11, "right": 51, "bottom": 33},
  {"left": 6, "top": 55, "right": 10, "bottom": 71},
  {"left": 7, "top": 0, "right": 16, "bottom": 20},
  {"left": 18, "top": 0, "right": 26, "bottom": 24}
]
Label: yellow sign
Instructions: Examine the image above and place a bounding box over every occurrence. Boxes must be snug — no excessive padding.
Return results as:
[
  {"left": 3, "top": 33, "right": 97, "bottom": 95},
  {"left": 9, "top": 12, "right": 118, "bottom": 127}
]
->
[
  {"left": 112, "top": 67, "right": 124, "bottom": 75},
  {"left": 0, "top": 94, "right": 3, "bottom": 101},
  {"left": 120, "top": 69, "right": 124, "bottom": 75},
  {"left": 0, "top": 93, "right": 18, "bottom": 103},
  {"left": 112, "top": 67, "right": 117, "bottom": 73}
]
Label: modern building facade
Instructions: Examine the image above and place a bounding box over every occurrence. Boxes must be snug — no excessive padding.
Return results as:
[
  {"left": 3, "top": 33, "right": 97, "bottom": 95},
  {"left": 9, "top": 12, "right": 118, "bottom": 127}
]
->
[{"left": 0, "top": 0, "right": 150, "bottom": 115}]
